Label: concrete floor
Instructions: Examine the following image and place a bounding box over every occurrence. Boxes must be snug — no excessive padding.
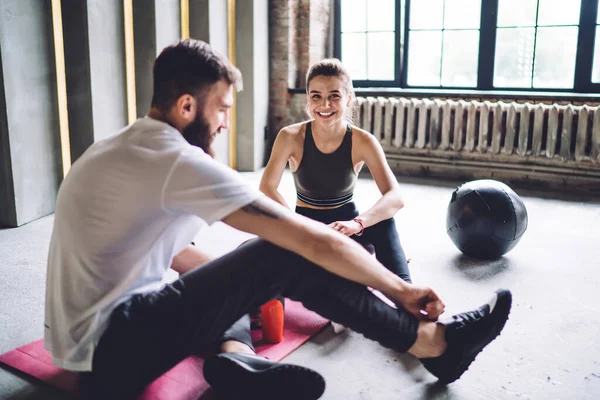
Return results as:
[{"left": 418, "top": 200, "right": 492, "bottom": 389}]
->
[{"left": 1, "top": 169, "right": 599, "bottom": 400}]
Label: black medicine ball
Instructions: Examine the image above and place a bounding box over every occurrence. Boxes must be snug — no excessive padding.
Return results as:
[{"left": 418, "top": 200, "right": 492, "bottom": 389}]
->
[{"left": 446, "top": 179, "right": 528, "bottom": 259}]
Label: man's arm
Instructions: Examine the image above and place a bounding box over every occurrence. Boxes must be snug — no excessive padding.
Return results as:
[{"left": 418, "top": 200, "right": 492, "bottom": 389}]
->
[{"left": 222, "top": 196, "right": 445, "bottom": 320}]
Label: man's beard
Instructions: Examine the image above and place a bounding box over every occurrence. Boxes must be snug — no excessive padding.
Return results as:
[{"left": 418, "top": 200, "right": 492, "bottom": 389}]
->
[{"left": 182, "top": 113, "right": 216, "bottom": 157}]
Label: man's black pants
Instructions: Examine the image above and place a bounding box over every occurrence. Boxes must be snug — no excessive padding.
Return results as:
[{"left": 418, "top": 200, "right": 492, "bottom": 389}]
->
[
  {"left": 220, "top": 201, "right": 413, "bottom": 350},
  {"left": 79, "top": 238, "right": 419, "bottom": 399}
]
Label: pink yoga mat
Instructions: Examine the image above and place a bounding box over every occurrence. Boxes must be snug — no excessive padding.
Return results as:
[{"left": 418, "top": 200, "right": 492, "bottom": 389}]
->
[{"left": 0, "top": 299, "right": 329, "bottom": 400}]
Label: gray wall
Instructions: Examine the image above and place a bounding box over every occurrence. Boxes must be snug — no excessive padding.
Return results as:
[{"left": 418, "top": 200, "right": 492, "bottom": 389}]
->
[
  {"left": 189, "top": 0, "right": 210, "bottom": 41},
  {"left": 210, "top": 0, "right": 230, "bottom": 165},
  {"left": 0, "top": 40, "right": 16, "bottom": 227},
  {"left": 62, "top": 0, "right": 128, "bottom": 162},
  {"left": 87, "top": 1, "right": 128, "bottom": 141},
  {"left": 134, "top": 0, "right": 181, "bottom": 117},
  {"left": 155, "top": 0, "right": 181, "bottom": 53},
  {"left": 235, "top": 0, "right": 269, "bottom": 171},
  {"left": 133, "top": 0, "right": 157, "bottom": 118},
  {"left": 208, "top": 0, "right": 228, "bottom": 58},
  {"left": 253, "top": 0, "right": 269, "bottom": 170},
  {"left": 0, "top": 0, "right": 270, "bottom": 226},
  {"left": 0, "top": 0, "right": 63, "bottom": 227},
  {"left": 189, "top": 0, "right": 230, "bottom": 165}
]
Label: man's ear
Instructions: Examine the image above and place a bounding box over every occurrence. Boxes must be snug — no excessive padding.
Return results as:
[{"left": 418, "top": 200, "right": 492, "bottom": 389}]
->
[{"left": 175, "top": 94, "right": 197, "bottom": 124}]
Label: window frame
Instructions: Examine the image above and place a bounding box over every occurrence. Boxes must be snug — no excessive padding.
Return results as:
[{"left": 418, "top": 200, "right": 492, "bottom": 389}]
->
[
  {"left": 333, "top": 0, "right": 403, "bottom": 87},
  {"left": 333, "top": 0, "right": 600, "bottom": 93}
]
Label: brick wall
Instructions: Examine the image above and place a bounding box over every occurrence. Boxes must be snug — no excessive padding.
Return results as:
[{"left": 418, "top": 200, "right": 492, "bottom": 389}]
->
[
  {"left": 268, "top": 0, "right": 332, "bottom": 146},
  {"left": 268, "top": 0, "right": 294, "bottom": 142},
  {"left": 309, "top": 0, "right": 331, "bottom": 70}
]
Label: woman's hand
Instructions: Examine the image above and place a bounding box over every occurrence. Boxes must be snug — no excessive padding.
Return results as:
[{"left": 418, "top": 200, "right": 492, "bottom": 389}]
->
[{"left": 328, "top": 219, "right": 362, "bottom": 236}]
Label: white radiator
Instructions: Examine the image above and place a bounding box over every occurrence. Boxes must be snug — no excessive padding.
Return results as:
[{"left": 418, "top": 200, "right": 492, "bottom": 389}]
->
[{"left": 354, "top": 97, "right": 600, "bottom": 164}]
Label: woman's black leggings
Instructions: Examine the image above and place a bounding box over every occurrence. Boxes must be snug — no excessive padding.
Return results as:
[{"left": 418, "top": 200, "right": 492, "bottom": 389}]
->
[
  {"left": 218, "top": 202, "right": 412, "bottom": 351},
  {"left": 296, "top": 202, "right": 412, "bottom": 283}
]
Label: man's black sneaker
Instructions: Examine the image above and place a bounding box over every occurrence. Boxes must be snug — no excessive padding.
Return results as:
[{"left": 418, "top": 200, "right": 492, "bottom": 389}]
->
[
  {"left": 203, "top": 352, "right": 326, "bottom": 400},
  {"left": 421, "top": 289, "right": 512, "bottom": 384}
]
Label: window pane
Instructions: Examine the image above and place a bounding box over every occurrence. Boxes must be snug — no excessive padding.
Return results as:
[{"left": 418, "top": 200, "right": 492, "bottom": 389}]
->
[
  {"left": 410, "top": 0, "right": 444, "bottom": 29},
  {"left": 593, "top": 26, "right": 600, "bottom": 82},
  {"left": 444, "top": 0, "right": 481, "bottom": 29},
  {"left": 494, "top": 28, "right": 535, "bottom": 87},
  {"left": 497, "top": 0, "right": 537, "bottom": 27},
  {"left": 367, "top": 0, "right": 395, "bottom": 32},
  {"left": 367, "top": 32, "right": 395, "bottom": 80},
  {"left": 441, "top": 30, "right": 479, "bottom": 86},
  {"left": 537, "top": 0, "right": 581, "bottom": 26},
  {"left": 342, "top": 33, "right": 367, "bottom": 80},
  {"left": 408, "top": 31, "right": 442, "bottom": 86},
  {"left": 598, "top": 8, "right": 600, "bottom": 24},
  {"left": 533, "top": 27, "right": 578, "bottom": 88},
  {"left": 341, "top": 0, "right": 366, "bottom": 33}
]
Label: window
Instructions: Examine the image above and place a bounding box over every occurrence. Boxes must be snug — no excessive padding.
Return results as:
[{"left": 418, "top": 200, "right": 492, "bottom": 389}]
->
[
  {"left": 495, "top": 0, "right": 580, "bottom": 89},
  {"left": 407, "top": 0, "right": 481, "bottom": 87},
  {"left": 334, "top": 0, "right": 600, "bottom": 92},
  {"left": 339, "top": 0, "right": 397, "bottom": 83},
  {"left": 593, "top": 6, "right": 600, "bottom": 82}
]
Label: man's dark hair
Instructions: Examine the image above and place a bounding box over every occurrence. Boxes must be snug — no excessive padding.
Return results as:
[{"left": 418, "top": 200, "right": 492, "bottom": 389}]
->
[{"left": 151, "top": 39, "right": 242, "bottom": 111}]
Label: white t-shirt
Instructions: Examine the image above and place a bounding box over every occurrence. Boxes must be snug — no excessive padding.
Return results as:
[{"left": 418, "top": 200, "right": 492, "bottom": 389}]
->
[{"left": 44, "top": 117, "right": 261, "bottom": 371}]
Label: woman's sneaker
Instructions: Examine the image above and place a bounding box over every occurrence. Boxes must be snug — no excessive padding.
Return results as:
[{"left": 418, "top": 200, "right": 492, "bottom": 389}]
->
[{"left": 420, "top": 289, "right": 512, "bottom": 384}]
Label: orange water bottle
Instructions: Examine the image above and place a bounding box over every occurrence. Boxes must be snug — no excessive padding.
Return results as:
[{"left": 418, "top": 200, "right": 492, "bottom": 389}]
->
[{"left": 260, "top": 298, "right": 285, "bottom": 343}]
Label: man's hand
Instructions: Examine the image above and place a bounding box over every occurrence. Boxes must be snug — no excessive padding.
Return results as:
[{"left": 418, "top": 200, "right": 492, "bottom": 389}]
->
[
  {"left": 223, "top": 196, "right": 443, "bottom": 319},
  {"left": 392, "top": 285, "right": 445, "bottom": 321},
  {"left": 328, "top": 220, "right": 362, "bottom": 236}
]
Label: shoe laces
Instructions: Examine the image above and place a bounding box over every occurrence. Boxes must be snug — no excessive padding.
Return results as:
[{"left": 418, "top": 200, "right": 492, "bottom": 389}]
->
[{"left": 451, "top": 307, "right": 486, "bottom": 330}]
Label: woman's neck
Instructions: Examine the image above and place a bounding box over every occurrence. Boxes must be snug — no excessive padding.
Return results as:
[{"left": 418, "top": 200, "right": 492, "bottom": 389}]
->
[{"left": 311, "top": 119, "right": 347, "bottom": 139}]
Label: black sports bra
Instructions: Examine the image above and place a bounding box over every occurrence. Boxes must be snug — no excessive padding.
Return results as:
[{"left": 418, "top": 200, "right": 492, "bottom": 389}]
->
[{"left": 291, "top": 122, "right": 357, "bottom": 207}]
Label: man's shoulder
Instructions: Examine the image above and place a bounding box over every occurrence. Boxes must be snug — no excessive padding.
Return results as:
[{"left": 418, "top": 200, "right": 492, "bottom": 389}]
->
[
  {"left": 171, "top": 148, "right": 243, "bottom": 185},
  {"left": 85, "top": 118, "right": 177, "bottom": 149}
]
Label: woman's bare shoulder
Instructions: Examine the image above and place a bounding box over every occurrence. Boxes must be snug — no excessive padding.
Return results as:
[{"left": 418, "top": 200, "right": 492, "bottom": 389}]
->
[
  {"left": 280, "top": 120, "right": 311, "bottom": 137},
  {"left": 350, "top": 125, "right": 378, "bottom": 146},
  {"left": 279, "top": 121, "right": 312, "bottom": 147}
]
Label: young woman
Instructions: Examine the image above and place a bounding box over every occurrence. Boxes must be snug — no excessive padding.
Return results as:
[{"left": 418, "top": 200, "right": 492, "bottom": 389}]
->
[
  {"left": 259, "top": 58, "right": 412, "bottom": 283},
  {"left": 215, "top": 58, "right": 413, "bottom": 364}
]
